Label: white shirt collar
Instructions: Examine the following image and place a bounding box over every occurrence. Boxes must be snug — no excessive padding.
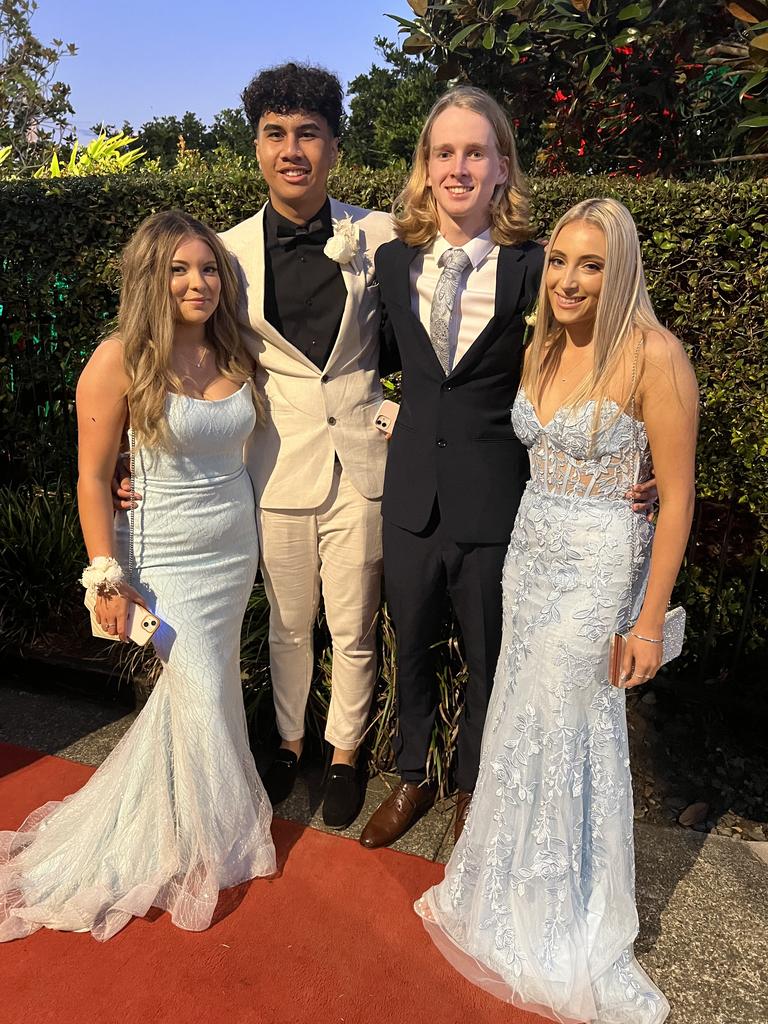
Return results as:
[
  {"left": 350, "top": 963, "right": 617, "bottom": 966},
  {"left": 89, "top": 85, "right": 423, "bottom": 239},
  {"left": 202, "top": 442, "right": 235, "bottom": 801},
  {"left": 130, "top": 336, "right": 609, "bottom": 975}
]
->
[{"left": 432, "top": 229, "right": 495, "bottom": 270}]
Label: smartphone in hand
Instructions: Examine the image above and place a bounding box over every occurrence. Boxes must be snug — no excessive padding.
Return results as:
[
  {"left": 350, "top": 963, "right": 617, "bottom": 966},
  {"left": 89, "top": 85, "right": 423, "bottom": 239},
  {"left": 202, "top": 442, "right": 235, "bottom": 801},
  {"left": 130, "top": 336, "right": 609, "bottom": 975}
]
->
[
  {"left": 374, "top": 399, "right": 400, "bottom": 435},
  {"left": 84, "top": 591, "right": 162, "bottom": 646}
]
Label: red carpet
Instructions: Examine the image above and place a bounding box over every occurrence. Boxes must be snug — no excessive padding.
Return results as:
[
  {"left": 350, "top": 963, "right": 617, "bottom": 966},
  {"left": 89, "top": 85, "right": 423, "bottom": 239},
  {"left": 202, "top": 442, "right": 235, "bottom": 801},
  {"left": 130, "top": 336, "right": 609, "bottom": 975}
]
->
[{"left": 0, "top": 743, "right": 546, "bottom": 1024}]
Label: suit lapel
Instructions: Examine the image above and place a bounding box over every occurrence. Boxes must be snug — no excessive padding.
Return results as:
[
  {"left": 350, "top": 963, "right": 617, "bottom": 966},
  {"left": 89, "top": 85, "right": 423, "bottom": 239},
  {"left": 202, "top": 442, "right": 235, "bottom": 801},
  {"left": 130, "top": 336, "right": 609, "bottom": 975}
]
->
[
  {"left": 240, "top": 205, "right": 320, "bottom": 372},
  {"left": 448, "top": 243, "right": 526, "bottom": 379},
  {"left": 396, "top": 240, "right": 422, "bottom": 312},
  {"left": 394, "top": 241, "right": 444, "bottom": 372},
  {"left": 325, "top": 198, "right": 366, "bottom": 371}
]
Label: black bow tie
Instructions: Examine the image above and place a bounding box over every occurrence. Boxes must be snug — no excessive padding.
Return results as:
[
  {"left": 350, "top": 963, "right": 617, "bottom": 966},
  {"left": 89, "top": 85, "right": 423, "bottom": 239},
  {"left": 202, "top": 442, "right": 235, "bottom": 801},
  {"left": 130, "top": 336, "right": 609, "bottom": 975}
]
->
[{"left": 275, "top": 217, "right": 327, "bottom": 250}]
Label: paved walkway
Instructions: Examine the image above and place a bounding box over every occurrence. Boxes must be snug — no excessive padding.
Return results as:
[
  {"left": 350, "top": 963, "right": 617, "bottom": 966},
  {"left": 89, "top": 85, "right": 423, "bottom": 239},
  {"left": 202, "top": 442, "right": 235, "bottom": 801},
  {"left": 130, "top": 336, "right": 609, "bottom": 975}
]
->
[{"left": 2, "top": 684, "right": 767, "bottom": 1024}]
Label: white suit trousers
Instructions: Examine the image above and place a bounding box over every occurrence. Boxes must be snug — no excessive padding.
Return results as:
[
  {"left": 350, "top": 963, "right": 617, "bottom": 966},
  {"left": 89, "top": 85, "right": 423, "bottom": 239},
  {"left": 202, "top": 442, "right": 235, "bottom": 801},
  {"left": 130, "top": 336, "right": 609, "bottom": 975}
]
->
[{"left": 257, "top": 463, "right": 383, "bottom": 750}]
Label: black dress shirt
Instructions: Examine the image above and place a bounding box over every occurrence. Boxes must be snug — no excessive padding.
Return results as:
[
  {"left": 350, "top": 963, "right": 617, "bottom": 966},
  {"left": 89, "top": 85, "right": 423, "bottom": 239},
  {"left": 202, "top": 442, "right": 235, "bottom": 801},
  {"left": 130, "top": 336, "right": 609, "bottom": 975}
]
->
[{"left": 263, "top": 199, "right": 348, "bottom": 370}]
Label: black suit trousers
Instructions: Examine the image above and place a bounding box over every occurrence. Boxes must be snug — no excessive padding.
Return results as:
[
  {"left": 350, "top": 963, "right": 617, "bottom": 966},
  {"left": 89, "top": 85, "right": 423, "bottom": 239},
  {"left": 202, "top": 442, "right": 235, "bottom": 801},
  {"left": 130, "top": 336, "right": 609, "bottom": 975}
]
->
[{"left": 383, "top": 501, "right": 508, "bottom": 793}]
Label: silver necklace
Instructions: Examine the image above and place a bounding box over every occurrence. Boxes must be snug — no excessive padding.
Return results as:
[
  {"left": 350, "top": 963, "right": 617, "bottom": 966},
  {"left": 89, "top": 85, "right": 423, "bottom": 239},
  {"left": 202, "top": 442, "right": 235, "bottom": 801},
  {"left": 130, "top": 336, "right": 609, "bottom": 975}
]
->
[{"left": 559, "top": 351, "right": 591, "bottom": 383}]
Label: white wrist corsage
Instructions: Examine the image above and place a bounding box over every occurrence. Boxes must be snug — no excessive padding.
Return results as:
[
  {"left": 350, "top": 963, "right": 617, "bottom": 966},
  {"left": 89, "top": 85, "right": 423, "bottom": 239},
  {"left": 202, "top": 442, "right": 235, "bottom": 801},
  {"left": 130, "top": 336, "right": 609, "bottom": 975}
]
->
[
  {"left": 324, "top": 214, "right": 361, "bottom": 269},
  {"left": 80, "top": 556, "right": 125, "bottom": 597}
]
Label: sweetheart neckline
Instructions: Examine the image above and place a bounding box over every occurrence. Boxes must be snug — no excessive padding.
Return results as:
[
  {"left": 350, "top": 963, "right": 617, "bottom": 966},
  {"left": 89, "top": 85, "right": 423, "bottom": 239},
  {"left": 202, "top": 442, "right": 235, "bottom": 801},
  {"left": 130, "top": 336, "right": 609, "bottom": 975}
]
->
[{"left": 518, "top": 388, "right": 644, "bottom": 433}]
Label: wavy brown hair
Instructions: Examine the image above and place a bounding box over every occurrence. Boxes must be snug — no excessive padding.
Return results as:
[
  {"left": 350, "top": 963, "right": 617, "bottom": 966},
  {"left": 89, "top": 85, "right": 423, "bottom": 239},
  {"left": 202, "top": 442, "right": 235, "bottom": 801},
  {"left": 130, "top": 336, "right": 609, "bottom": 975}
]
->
[
  {"left": 116, "top": 210, "right": 258, "bottom": 449},
  {"left": 394, "top": 86, "right": 531, "bottom": 248}
]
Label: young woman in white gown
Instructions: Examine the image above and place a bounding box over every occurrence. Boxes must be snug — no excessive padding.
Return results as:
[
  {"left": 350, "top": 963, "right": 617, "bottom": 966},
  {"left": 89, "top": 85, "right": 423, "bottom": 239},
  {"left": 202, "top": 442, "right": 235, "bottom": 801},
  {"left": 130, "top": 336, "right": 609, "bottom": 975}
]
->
[
  {"left": 0, "top": 211, "right": 276, "bottom": 942},
  {"left": 416, "top": 198, "right": 699, "bottom": 1024}
]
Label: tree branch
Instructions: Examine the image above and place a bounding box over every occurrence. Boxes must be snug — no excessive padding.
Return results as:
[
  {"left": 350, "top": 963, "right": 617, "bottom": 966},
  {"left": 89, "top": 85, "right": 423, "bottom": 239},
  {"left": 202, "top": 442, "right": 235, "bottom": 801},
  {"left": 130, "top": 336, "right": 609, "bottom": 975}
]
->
[{"left": 696, "top": 152, "right": 768, "bottom": 163}]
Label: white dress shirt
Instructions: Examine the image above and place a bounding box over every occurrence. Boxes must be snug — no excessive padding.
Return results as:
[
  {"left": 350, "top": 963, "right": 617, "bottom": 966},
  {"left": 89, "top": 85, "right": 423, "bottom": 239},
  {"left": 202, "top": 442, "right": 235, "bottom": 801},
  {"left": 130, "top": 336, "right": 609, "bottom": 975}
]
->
[{"left": 411, "top": 230, "right": 499, "bottom": 371}]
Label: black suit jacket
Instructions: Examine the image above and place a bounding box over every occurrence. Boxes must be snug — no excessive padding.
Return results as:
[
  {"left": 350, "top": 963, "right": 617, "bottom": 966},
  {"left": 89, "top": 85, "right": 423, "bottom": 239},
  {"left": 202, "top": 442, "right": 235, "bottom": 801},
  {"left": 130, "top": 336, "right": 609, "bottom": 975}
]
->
[{"left": 377, "top": 237, "right": 544, "bottom": 544}]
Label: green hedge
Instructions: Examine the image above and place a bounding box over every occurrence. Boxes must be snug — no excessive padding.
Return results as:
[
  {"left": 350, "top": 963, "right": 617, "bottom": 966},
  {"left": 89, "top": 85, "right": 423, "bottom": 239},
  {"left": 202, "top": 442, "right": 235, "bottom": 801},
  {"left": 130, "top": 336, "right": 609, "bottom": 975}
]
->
[{"left": 1, "top": 165, "right": 766, "bottom": 777}]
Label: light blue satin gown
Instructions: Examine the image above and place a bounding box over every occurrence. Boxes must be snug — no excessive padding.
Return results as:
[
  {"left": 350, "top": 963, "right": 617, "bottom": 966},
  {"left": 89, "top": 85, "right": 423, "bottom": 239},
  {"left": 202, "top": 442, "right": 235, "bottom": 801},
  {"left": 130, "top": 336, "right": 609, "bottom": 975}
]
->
[
  {"left": 416, "top": 389, "right": 668, "bottom": 1024},
  {"left": 0, "top": 384, "right": 276, "bottom": 941}
]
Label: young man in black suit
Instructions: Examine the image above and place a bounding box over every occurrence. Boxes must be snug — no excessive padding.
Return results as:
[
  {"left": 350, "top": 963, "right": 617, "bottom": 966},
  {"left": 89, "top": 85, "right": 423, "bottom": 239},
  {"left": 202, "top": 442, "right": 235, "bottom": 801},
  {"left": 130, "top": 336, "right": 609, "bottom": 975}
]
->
[
  {"left": 360, "top": 87, "right": 545, "bottom": 849},
  {"left": 361, "top": 89, "right": 655, "bottom": 849}
]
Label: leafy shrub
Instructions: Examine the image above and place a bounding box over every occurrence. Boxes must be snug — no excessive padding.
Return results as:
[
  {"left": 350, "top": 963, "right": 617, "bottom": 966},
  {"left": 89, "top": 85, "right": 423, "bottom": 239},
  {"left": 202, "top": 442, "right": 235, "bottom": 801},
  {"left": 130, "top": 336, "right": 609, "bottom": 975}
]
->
[
  {"left": 0, "top": 167, "right": 765, "bottom": 783},
  {"left": 0, "top": 482, "right": 86, "bottom": 648}
]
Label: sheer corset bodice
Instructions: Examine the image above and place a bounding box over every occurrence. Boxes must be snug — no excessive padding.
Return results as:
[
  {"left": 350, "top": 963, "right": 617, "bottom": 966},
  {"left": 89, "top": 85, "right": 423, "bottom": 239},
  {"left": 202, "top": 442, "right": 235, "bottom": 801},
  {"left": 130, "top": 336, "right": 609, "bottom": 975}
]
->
[
  {"left": 513, "top": 389, "right": 651, "bottom": 501},
  {"left": 416, "top": 384, "right": 666, "bottom": 1024}
]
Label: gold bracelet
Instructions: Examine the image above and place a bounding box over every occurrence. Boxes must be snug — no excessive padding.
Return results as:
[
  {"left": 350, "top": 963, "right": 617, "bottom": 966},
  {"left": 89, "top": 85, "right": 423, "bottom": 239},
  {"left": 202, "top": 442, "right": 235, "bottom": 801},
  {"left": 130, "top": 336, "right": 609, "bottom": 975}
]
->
[{"left": 629, "top": 630, "right": 663, "bottom": 644}]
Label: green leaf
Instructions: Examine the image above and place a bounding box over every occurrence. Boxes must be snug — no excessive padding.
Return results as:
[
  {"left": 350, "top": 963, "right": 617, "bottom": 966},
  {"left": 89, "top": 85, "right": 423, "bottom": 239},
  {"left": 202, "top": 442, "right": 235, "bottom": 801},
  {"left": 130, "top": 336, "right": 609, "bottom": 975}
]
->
[
  {"left": 588, "top": 52, "right": 612, "bottom": 85},
  {"left": 483, "top": 25, "right": 497, "bottom": 49},
  {"left": 740, "top": 69, "right": 768, "bottom": 100},
  {"left": 617, "top": 2, "right": 651, "bottom": 21},
  {"left": 540, "top": 19, "right": 583, "bottom": 31},
  {"left": 385, "top": 14, "right": 420, "bottom": 29},
  {"left": 749, "top": 31, "right": 768, "bottom": 66},
  {"left": 505, "top": 22, "right": 527, "bottom": 43},
  {"left": 738, "top": 114, "right": 768, "bottom": 126},
  {"left": 449, "top": 23, "right": 482, "bottom": 50}
]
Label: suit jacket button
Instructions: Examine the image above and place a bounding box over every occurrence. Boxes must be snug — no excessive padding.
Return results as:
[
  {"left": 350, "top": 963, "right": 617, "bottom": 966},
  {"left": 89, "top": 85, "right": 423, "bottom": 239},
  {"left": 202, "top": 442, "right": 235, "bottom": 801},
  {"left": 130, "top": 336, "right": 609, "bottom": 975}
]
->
[
  {"left": 444, "top": 384, "right": 452, "bottom": 391},
  {"left": 328, "top": 416, "right": 337, "bottom": 426},
  {"left": 321, "top": 374, "right": 330, "bottom": 383},
  {"left": 436, "top": 438, "right": 447, "bottom": 448}
]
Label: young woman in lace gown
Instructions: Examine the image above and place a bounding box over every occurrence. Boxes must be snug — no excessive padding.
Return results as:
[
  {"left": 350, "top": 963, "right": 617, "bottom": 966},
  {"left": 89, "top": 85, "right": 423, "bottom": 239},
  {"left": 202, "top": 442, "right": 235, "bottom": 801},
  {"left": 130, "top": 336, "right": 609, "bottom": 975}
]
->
[
  {"left": 416, "top": 198, "right": 698, "bottom": 1023},
  {"left": 0, "top": 211, "right": 276, "bottom": 942}
]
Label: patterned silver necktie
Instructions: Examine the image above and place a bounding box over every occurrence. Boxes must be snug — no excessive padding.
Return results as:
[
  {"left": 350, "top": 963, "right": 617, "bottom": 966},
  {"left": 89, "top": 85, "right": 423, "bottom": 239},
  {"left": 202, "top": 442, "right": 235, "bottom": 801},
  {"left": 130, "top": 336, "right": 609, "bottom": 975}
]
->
[{"left": 429, "top": 247, "right": 472, "bottom": 374}]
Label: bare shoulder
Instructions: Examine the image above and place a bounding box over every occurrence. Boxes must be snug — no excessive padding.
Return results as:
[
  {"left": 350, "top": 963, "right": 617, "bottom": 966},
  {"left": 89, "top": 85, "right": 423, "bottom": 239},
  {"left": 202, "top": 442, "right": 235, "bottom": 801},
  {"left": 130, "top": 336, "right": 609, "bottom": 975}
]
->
[
  {"left": 641, "top": 329, "right": 698, "bottom": 408},
  {"left": 642, "top": 327, "right": 685, "bottom": 363},
  {"left": 77, "top": 335, "right": 129, "bottom": 398},
  {"left": 643, "top": 328, "right": 694, "bottom": 376}
]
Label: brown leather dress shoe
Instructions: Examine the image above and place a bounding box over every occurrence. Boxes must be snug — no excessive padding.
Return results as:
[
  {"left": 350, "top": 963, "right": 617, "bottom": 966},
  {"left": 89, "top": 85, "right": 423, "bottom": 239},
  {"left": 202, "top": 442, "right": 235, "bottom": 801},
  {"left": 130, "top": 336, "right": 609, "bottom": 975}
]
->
[
  {"left": 454, "top": 789, "right": 472, "bottom": 843},
  {"left": 359, "top": 781, "right": 437, "bottom": 849}
]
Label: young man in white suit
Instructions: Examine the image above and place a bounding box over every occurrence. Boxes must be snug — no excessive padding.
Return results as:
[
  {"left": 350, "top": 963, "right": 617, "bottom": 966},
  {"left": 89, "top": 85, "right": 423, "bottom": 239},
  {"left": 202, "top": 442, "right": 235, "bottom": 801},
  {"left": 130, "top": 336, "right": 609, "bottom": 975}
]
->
[{"left": 220, "top": 64, "right": 393, "bottom": 828}]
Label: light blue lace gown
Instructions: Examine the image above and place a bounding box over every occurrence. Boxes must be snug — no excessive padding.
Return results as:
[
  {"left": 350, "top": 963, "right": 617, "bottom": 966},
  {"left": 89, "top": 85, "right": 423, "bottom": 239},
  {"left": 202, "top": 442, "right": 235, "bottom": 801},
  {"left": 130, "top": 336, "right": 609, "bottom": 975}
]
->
[
  {"left": 416, "top": 389, "right": 669, "bottom": 1024},
  {"left": 0, "top": 384, "right": 276, "bottom": 941}
]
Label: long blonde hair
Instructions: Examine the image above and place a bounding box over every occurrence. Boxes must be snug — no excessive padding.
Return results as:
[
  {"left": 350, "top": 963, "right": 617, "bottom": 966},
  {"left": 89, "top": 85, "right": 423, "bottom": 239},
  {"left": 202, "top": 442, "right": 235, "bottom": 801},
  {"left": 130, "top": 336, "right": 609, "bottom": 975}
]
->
[
  {"left": 521, "top": 198, "right": 669, "bottom": 426},
  {"left": 117, "top": 210, "right": 258, "bottom": 449},
  {"left": 393, "top": 86, "right": 531, "bottom": 247}
]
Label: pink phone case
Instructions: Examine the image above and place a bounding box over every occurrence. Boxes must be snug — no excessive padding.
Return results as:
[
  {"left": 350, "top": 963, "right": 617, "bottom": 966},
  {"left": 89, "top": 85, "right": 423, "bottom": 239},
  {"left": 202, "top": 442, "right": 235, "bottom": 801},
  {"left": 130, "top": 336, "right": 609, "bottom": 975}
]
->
[
  {"left": 374, "top": 399, "right": 400, "bottom": 434},
  {"left": 84, "top": 591, "right": 161, "bottom": 646}
]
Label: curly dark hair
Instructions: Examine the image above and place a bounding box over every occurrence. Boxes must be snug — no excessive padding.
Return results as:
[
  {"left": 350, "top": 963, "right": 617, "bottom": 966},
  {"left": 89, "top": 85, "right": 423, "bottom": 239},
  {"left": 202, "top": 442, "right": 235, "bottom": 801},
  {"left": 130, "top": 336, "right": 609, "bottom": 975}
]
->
[{"left": 241, "top": 62, "right": 343, "bottom": 137}]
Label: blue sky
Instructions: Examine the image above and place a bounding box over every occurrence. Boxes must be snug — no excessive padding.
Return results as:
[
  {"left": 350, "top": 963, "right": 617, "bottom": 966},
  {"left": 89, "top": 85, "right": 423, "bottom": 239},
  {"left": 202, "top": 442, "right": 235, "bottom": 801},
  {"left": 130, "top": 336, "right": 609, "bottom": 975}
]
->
[{"left": 32, "top": 0, "right": 416, "bottom": 137}]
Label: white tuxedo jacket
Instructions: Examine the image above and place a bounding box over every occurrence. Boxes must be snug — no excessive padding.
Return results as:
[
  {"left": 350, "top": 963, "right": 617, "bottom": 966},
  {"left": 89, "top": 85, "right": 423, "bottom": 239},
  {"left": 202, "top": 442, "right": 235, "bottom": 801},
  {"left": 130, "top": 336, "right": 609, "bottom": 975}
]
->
[{"left": 220, "top": 199, "right": 394, "bottom": 509}]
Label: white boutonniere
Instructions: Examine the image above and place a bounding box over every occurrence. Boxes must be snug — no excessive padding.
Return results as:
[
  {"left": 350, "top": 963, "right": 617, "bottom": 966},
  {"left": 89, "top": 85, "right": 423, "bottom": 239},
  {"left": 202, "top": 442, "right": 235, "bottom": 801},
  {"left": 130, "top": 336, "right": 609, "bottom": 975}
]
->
[
  {"left": 523, "top": 302, "right": 538, "bottom": 344},
  {"left": 324, "top": 213, "right": 361, "bottom": 269}
]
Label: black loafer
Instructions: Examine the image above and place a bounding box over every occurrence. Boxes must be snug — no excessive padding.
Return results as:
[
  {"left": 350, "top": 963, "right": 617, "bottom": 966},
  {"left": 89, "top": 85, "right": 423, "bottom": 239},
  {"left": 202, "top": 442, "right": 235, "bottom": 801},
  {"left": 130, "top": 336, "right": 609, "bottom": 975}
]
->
[
  {"left": 322, "top": 764, "right": 364, "bottom": 829},
  {"left": 262, "top": 749, "right": 299, "bottom": 806}
]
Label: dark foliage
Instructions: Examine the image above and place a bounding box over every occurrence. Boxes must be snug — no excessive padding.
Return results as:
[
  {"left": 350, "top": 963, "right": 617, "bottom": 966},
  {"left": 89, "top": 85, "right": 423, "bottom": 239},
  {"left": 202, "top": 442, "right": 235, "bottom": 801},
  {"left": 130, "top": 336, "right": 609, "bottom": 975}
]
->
[{"left": 0, "top": 166, "right": 764, "bottom": 781}]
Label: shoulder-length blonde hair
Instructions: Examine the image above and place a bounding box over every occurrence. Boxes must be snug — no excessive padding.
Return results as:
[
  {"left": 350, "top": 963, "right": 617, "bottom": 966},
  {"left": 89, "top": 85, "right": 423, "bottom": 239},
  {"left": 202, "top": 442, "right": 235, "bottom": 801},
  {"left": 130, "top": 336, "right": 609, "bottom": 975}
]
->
[
  {"left": 117, "top": 210, "right": 259, "bottom": 449},
  {"left": 521, "top": 197, "right": 670, "bottom": 429},
  {"left": 394, "top": 86, "right": 532, "bottom": 248}
]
